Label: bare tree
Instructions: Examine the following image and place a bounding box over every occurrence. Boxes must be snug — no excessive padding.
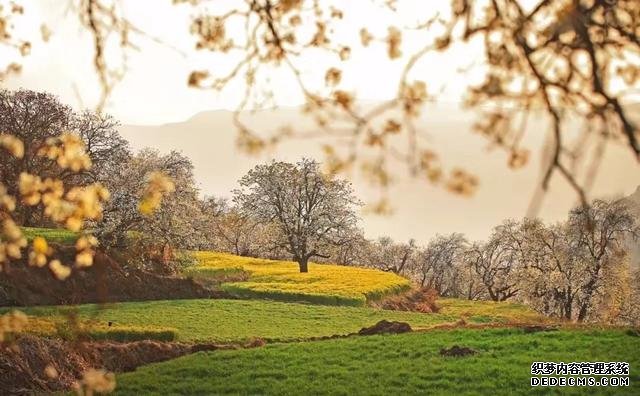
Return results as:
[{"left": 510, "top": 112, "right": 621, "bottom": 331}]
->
[
  {"left": 523, "top": 222, "right": 583, "bottom": 319},
  {"left": 568, "top": 199, "right": 638, "bottom": 321},
  {"left": 234, "top": 159, "right": 361, "bottom": 272},
  {"left": 413, "top": 233, "right": 467, "bottom": 296},
  {"left": 513, "top": 199, "right": 638, "bottom": 321},
  {"left": 210, "top": 204, "right": 263, "bottom": 256},
  {"left": 72, "top": 110, "right": 130, "bottom": 184},
  {"left": 96, "top": 149, "right": 204, "bottom": 269},
  {"left": 458, "top": 257, "right": 488, "bottom": 301},
  {"left": 321, "top": 229, "right": 368, "bottom": 266},
  {"left": 619, "top": 267, "right": 640, "bottom": 326},
  {"left": 363, "top": 237, "right": 417, "bottom": 275},
  {"left": 466, "top": 223, "right": 524, "bottom": 301}
]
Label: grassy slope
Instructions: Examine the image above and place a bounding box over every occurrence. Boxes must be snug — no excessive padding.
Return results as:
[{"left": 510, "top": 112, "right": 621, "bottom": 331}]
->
[
  {"left": 188, "top": 251, "right": 411, "bottom": 306},
  {"left": 115, "top": 328, "right": 640, "bottom": 395},
  {"left": 20, "top": 227, "right": 77, "bottom": 244},
  {"left": 8, "top": 298, "right": 545, "bottom": 343},
  {"left": 437, "top": 298, "right": 548, "bottom": 324}
]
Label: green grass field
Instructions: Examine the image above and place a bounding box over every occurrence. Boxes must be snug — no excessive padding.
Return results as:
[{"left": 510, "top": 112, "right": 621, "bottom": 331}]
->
[
  {"left": 6, "top": 298, "right": 545, "bottom": 343},
  {"left": 114, "top": 328, "right": 640, "bottom": 395},
  {"left": 437, "top": 298, "right": 550, "bottom": 324},
  {"left": 20, "top": 227, "right": 78, "bottom": 244},
  {"left": 187, "top": 252, "right": 411, "bottom": 306},
  {"left": 6, "top": 229, "right": 633, "bottom": 395}
]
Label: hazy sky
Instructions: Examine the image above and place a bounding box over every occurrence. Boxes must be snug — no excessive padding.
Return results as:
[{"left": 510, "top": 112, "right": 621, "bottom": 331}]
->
[
  {"left": 118, "top": 105, "right": 640, "bottom": 242},
  {"left": 3, "top": 0, "right": 640, "bottom": 242},
  {"left": 4, "top": 0, "right": 487, "bottom": 124}
]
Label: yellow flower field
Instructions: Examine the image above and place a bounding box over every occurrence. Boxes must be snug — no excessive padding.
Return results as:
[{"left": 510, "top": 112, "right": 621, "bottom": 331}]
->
[{"left": 190, "top": 252, "right": 411, "bottom": 306}]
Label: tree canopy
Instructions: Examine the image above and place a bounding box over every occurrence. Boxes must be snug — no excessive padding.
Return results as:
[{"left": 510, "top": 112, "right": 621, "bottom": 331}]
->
[{"left": 234, "top": 159, "right": 361, "bottom": 272}]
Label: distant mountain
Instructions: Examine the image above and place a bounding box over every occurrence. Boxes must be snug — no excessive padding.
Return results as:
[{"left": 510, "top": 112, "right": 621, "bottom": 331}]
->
[{"left": 118, "top": 105, "right": 640, "bottom": 243}]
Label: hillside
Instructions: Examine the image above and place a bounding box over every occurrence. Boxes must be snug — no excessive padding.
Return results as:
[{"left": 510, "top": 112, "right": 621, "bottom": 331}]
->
[
  {"left": 3, "top": 233, "right": 638, "bottom": 395},
  {"left": 0, "top": 247, "right": 216, "bottom": 306},
  {"left": 186, "top": 252, "right": 411, "bottom": 306}
]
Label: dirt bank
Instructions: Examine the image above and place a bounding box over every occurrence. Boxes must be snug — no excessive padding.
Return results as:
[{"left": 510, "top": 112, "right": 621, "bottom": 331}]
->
[
  {"left": 0, "top": 247, "right": 226, "bottom": 306},
  {"left": 0, "top": 335, "right": 235, "bottom": 395},
  {"left": 372, "top": 288, "right": 439, "bottom": 313}
]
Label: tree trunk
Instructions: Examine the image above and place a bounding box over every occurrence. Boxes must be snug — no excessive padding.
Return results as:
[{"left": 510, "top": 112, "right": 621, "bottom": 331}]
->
[
  {"left": 298, "top": 257, "right": 309, "bottom": 273},
  {"left": 577, "top": 304, "right": 589, "bottom": 322},
  {"left": 487, "top": 287, "right": 498, "bottom": 301},
  {"left": 564, "top": 297, "right": 573, "bottom": 321}
]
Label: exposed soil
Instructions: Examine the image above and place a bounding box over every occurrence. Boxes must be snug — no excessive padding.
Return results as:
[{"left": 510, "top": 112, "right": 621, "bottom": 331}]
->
[
  {"left": 0, "top": 335, "right": 239, "bottom": 395},
  {"left": 373, "top": 288, "right": 439, "bottom": 313},
  {"left": 358, "top": 320, "right": 412, "bottom": 335},
  {"left": 0, "top": 246, "right": 227, "bottom": 306},
  {"left": 243, "top": 337, "right": 267, "bottom": 348},
  {"left": 439, "top": 345, "right": 477, "bottom": 357}
]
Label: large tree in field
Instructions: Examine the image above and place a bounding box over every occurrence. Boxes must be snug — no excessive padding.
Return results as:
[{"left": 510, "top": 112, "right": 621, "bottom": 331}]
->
[{"left": 234, "top": 159, "right": 360, "bottom": 272}]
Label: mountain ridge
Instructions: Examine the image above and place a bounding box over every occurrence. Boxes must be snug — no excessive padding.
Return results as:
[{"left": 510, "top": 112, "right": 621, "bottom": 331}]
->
[{"left": 118, "top": 107, "right": 640, "bottom": 242}]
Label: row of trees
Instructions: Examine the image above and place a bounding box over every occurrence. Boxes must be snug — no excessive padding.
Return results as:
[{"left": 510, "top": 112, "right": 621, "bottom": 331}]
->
[
  {"left": 353, "top": 201, "right": 639, "bottom": 324},
  {"left": 206, "top": 171, "right": 640, "bottom": 323}
]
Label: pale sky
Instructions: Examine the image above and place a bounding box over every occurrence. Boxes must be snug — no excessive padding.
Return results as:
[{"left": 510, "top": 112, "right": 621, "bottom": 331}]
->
[
  {"left": 4, "top": 0, "right": 486, "bottom": 124},
  {"left": 2, "top": 0, "right": 640, "bottom": 242}
]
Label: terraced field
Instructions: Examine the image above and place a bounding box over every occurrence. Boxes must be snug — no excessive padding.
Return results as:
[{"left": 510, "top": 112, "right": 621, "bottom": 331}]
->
[
  {"left": 187, "top": 251, "right": 411, "bottom": 306},
  {"left": 4, "top": 233, "right": 634, "bottom": 395},
  {"left": 6, "top": 298, "right": 546, "bottom": 343}
]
